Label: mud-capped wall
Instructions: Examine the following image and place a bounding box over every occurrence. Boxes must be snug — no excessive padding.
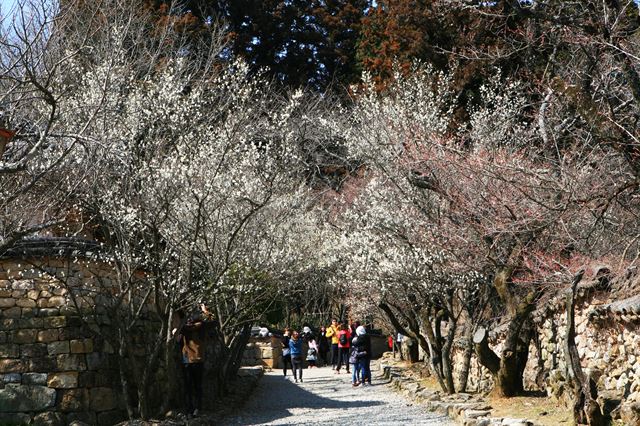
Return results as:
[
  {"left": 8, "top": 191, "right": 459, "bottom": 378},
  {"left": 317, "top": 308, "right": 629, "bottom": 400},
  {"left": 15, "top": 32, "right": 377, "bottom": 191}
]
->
[{"left": 448, "top": 273, "right": 640, "bottom": 422}]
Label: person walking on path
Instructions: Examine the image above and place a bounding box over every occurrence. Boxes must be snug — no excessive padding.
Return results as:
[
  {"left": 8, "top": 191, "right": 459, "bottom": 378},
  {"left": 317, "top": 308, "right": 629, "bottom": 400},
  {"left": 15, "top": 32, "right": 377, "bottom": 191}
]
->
[
  {"left": 306, "top": 333, "right": 318, "bottom": 368},
  {"left": 356, "top": 325, "right": 372, "bottom": 385},
  {"left": 318, "top": 325, "right": 329, "bottom": 367},
  {"left": 335, "top": 322, "right": 351, "bottom": 374},
  {"left": 325, "top": 319, "right": 339, "bottom": 369},
  {"left": 349, "top": 333, "right": 362, "bottom": 386},
  {"left": 281, "top": 328, "right": 292, "bottom": 377},
  {"left": 289, "top": 330, "right": 304, "bottom": 383},
  {"left": 396, "top": 332, "right": 404, "bottom": 360}
]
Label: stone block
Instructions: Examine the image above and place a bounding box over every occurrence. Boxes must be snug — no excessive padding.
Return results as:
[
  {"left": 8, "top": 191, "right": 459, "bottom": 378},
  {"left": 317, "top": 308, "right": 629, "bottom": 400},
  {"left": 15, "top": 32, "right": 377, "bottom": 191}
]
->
[
  {"left": 18, "top": 317, "right": 44, "bottom": 328},
  {"left": 0, "top": 298, "right": 15, "bottom": 308},
  {"left": 32, "top": 411, "right": 65, "bottom": 426},
  {"left": 11, "top": 280, "right": 34, "bottom": 290},
  {"left": 2, "top": 307, "right": 21, "bottom": 318},
  {"left": 37, "top": 298, "right": 49, "bottom": 308},
  {"left": 0, "top": 319, "right": 15, "bottom": 330},
  {"left": 56, "top": 354, "right": 86, "bottom": 371},
  {"left": 16, "top": 299, "right": 36, "bottom": 308},
  {"left": 0, "top": 344, "right": 19, "bottom": 358},
  {"left": 90, "top": 387, "right": 116, "bottom": 411},
  {"left": 0, "top": 359, "right": 24, "bottom": 373},
  {"left": 0, "top": 290, "right": 11, "bottom": 298},
  {"left": 21, "top": 343, "right": 48, "bottom": 358},
  {"left": 28, "top": 356, "right": 57, "bottom": 373},
  {"left": 47, "top": 372, "right": 78, "bottom": 388},
  {"left": 37, "top": 329, "right": 59, "bottom": 342},
  {"left": 48, "top": 296, "right": 67, "bottom": 308},
  {"left": 97, "top": 410, "right": 126, "bottom": 426},
  {"left": 0, "top": 384, "right": 56, "bottom": 411},
  {"left": 1, "top": 373, "right": 21, "bottom": 383},
  {"left": 57, "top": 388, "right": 89, "bottom": 412},
  {"left": 27, "top": 290, "right": 40, "bottom": 300},
  {"left": 43, "top": 316, "right": 67, "bottom": 328},
  {"left": 38, "top": 308, "right": 60, "bottom": 317},
  {"left": 11, "top": 290, "right": 24, "bottom": 298},
  {"left": 48, "top": 340, "right": 70, "bottom": 355},
  {"left": 21, "top": 307, "right": 36, "bottom": 318},
  {"left": 22, "top": 372, "right": 47, "bottom": 385}
]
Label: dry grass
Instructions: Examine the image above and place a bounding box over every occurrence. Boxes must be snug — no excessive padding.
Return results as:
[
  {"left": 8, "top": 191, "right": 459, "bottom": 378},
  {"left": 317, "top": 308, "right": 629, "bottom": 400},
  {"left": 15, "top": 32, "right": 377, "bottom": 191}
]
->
[{"left": 488, "top": 395, "right": 570, "bottom": 425}]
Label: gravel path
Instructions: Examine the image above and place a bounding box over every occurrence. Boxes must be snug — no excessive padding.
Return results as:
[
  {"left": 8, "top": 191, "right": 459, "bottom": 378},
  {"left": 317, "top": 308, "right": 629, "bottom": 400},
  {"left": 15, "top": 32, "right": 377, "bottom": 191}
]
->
[{"left": 220, "top": 365, "right": 454, "bottom": 425}]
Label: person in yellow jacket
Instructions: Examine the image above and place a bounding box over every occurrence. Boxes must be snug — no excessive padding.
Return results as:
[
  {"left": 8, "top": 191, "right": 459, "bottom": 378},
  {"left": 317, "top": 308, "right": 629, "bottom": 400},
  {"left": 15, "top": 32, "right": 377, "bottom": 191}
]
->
[{"left": 325, "top": 318, "right": 339, "bottom": 369}]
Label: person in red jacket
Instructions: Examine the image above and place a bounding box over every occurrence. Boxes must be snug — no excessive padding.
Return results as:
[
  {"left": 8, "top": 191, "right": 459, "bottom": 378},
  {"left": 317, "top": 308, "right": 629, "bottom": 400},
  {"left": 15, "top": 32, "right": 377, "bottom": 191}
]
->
[{"left": 335, "top": 322, "right": 351, "bottom": 374}]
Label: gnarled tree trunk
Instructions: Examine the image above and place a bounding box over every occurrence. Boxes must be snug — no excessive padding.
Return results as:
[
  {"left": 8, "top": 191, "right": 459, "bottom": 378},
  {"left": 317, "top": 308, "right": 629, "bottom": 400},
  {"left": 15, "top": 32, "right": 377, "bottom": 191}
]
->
[
  {"left": 473, "top": 266, "right": 539, "bottom": 397},
  {"left": 564, "top": 270, "right": 605, "bottom": 426}
]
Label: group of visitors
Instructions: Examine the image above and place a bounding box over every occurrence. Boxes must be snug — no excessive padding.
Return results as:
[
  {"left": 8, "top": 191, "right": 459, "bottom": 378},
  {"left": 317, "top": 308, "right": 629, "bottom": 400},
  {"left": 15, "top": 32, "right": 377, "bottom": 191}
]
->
[{"left": 280, "top": 318, "right": 372, "bottom": 387}]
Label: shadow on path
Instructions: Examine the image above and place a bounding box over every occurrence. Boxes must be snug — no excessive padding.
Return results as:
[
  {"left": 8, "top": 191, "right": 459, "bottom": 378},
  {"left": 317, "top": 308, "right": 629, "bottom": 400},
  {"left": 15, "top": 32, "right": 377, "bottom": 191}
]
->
[{"left": 219, "top": 367, "right": 452, "bottom": 426}]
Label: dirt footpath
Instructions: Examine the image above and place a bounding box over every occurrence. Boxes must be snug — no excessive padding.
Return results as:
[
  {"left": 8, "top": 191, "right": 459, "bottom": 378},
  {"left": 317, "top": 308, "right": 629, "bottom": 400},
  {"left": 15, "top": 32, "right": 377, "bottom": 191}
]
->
[{"left": 219, "top": 365, "right": 454, "bottom": 425}]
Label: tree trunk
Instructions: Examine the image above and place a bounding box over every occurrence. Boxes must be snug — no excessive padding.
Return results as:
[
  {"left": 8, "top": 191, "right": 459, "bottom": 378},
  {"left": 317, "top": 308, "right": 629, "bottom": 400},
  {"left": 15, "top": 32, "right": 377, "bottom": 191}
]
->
[
  {"left": 564, "top": 270, "right": 605, "bottom": 426},
  {"left": 457, "top": 323, "right": 474, "bottom": 393},
  {"left": 137, "top": 320, "right": 166, "bottom": 419},
  {"left": 473, "top": 290, "right": 538, "bottom": 397},
  {"left": 117, "top": 332, "right": 136, "bottom": 420},
  {"left": 441, "top": 317, "right": 457, "bottom": 394},
  {"left": 421, "top": 311, "right": 452, "bottom": 394},
  {"left": 223, "top": 325, "right": 252, "bottom": 385}
]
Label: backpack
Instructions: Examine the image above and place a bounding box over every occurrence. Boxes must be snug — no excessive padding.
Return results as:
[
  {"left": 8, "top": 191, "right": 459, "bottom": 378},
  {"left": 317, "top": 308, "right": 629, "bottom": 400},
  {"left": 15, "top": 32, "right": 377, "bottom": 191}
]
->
[{"left": 339, "top": 332, "right": 348, "bottom": 346}]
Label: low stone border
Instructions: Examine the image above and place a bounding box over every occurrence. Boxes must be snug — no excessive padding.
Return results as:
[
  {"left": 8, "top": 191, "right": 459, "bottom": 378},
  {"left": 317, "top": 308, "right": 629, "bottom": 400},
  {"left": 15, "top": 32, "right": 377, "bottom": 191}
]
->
[{"left": 377, "top": 360, "right": 537, "bottom": 426}]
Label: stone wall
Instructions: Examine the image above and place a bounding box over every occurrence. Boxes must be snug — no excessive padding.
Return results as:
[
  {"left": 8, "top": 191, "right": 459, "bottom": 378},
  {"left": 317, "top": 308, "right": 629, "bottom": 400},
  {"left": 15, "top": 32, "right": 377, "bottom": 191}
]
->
[
  {"left": 242, "top": 337, "right": 282, "bottom": 369},
  {"left": 448, "top": 280, "right": 640, "bottom": 418},
  {"left": 0, "top": 256, "right": 129, "bottom": 425}
]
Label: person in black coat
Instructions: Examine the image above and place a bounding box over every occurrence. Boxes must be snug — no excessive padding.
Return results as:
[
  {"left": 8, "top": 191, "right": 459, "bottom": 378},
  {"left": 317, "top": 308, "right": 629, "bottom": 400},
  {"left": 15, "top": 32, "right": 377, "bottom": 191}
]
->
[
  {"left": 317, "top": 326, "right": 329, "bottom": 366},
  {"left": 355, "top": 325, "right": 372, "bottom": 385}
]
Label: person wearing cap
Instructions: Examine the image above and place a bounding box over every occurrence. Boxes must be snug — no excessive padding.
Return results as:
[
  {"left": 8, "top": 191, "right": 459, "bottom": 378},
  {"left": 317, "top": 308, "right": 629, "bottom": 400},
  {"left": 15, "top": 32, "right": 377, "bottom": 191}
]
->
[
  {"left": 355, "top": 325, "right": 372, "bottom": 385},
  {"left": 306, "top": 331, "right": 318, "bottom": 368}
]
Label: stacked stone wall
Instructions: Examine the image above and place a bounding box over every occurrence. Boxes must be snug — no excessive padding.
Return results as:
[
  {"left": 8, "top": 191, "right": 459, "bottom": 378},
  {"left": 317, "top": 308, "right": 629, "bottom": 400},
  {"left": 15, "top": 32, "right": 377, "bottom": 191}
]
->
[
  {"left": 242, "top": 337, "right": 283, "bottom": 369},
  {"left": 448, "top": 291, "right": 640, "bottom": 411},
  {"left": 0, "top": 257, "right": 130, "bottom": 425}
]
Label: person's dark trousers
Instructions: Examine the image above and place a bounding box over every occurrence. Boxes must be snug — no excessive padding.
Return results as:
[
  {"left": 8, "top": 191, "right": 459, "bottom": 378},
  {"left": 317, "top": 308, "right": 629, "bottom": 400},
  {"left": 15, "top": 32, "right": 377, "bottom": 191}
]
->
[
  {"left": 292, "top": 357, "right": 303, "bottom": 381},
  {"left": 362, "top": 357, "right": 371, "bottom": 384},
  {"left": 320, "top": 348, "right": 329, "bottom": 366},
  {"left": 283, "top": 354, "right": 292, "bottom": 376},
  {"left": 183, "top": 362, "right": 204, "bottom": 414},
  {"left": 336, "top": 347, "right": 350, "bottom": 373},
  {"left": 330, "top": 343, "right": 339, "bottom": 368}
]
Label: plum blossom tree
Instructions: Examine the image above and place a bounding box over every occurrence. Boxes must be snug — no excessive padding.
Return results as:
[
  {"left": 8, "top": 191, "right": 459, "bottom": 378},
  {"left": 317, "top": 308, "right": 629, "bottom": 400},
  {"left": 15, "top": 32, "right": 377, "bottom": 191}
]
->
[
  {"left": 0, "top": 0, "right": 324, "bottom": 418},
  {"left": 336, "top": 61, "right": 640, "bottom": 396}
]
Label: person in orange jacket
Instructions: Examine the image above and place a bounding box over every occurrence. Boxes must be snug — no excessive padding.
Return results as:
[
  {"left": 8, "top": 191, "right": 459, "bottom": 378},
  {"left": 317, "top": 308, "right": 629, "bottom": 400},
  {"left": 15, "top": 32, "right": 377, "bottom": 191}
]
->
[{"left": 325, "top": 318, "right": 340, "bottom": 369}]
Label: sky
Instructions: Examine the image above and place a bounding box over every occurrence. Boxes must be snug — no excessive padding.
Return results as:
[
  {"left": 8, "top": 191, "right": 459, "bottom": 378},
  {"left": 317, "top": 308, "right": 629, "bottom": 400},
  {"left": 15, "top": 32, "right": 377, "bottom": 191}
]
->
[{"left": 0, "top": 0, "right": 16, "bottom": 15}]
